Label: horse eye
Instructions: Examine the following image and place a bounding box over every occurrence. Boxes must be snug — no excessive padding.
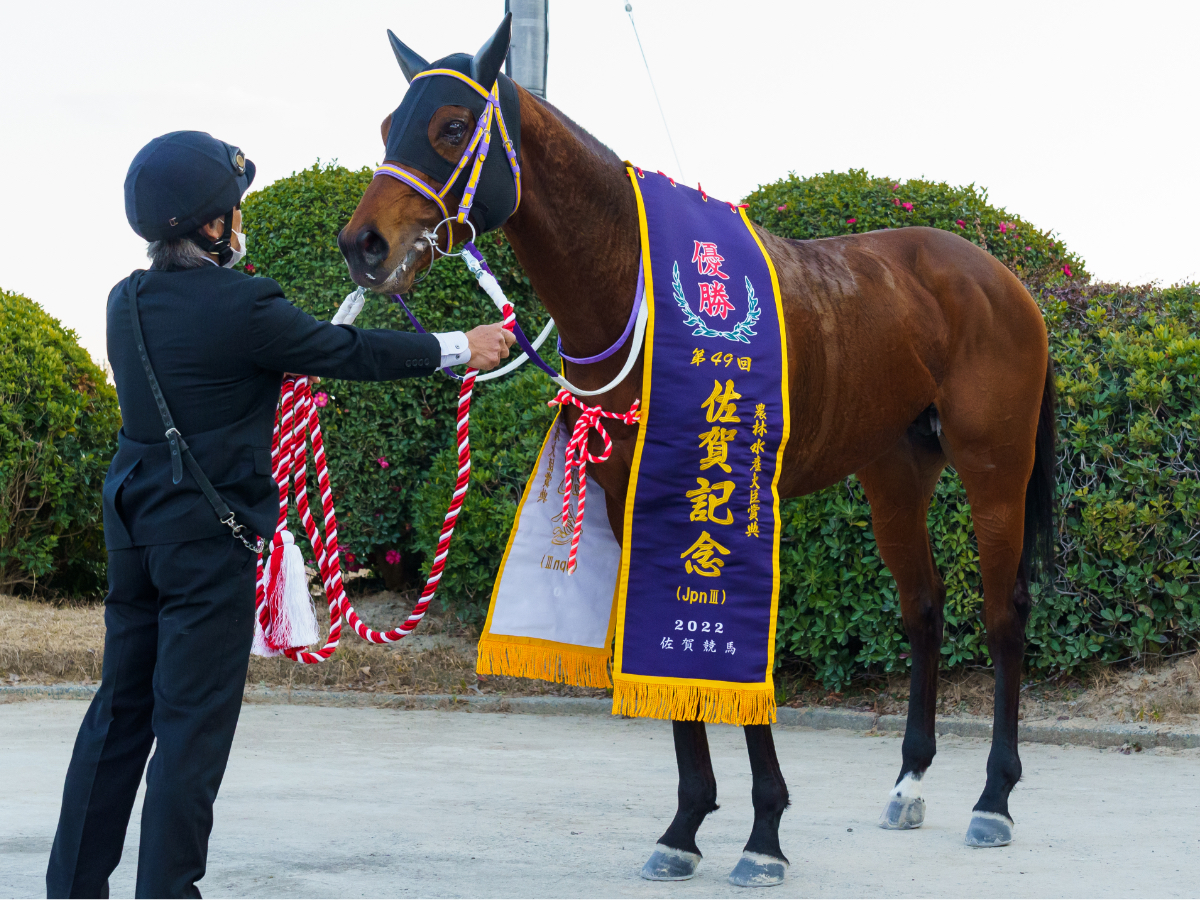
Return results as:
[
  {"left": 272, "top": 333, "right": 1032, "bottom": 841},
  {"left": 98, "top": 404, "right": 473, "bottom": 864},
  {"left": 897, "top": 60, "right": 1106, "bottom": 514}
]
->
[{"left": 445, "top": 121, "right": 466, "bottom": 143}]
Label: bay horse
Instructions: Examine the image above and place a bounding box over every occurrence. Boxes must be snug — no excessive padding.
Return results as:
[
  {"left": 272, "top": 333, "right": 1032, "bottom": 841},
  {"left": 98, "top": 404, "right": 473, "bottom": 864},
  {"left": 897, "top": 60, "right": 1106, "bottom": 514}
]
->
[{"left": 338, "top": 15, "right": 1055, "bottom": 886}]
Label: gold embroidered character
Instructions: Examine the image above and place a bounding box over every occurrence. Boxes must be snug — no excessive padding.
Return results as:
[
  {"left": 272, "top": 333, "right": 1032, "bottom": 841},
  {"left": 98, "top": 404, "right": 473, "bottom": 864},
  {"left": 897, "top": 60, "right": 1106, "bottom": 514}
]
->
[
  {"left": 685, "top": 477, "right": 735, "bottom": 525},
  {"left": 680, "top": 530, "right": 732, "bottom": 578}
]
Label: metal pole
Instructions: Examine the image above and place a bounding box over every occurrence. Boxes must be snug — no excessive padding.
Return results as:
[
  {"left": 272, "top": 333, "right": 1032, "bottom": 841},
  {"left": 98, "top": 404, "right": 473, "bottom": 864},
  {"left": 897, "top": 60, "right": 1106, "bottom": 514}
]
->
[{"left": 505, "top": 0, "right": 549, "bottom": 98}]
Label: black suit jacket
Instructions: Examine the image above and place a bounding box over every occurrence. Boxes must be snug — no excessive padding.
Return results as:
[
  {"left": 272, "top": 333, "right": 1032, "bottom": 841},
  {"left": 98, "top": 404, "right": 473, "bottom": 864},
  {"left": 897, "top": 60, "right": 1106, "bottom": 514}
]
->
[{"left": 103, "top": 265, "right": 440, "bottom": 549}]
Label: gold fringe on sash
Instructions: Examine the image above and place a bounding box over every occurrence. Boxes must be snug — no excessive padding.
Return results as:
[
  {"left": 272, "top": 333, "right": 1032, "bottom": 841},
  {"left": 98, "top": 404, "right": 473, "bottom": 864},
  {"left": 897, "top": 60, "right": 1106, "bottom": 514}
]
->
[
  {"left": 611, "top": 679, "right": 776, "bottom": 726},
  {"left": 476, "top": 638, "right": 613, "bottom": 689}
]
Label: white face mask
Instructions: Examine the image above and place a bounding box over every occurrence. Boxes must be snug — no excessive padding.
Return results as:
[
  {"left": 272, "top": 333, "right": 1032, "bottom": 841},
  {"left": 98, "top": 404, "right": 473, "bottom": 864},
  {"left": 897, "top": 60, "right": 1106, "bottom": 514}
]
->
[{"left": 224, "top": 230, "right": 248, "bottom": 268}]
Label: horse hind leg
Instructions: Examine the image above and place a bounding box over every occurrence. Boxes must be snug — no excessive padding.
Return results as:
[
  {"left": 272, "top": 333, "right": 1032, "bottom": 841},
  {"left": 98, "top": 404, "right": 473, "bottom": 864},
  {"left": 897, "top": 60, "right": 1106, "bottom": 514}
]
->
[
  {"left": 938, "top": 354, "right": 1051, "bottom": 848},
  {"left": 640, "top": 721, "right": 718, "bottom": 881},
  {"left": 727, "top": 724, "right": 790, "bottom": 887},
  {"left": 856, "top": 423, "right": 948, "bottom": 831}
]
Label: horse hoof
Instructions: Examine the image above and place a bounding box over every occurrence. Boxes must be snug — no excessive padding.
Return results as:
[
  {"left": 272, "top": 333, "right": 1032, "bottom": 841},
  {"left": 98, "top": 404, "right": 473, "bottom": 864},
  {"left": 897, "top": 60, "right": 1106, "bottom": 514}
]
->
[
  {"left": 879, "top": 796, "right": 926, "bottom": 829},
  {"left": 640, "top": 844, "right": 701, "bottom": 881},
  {"left": 728, "top": 852, "right": 788, "bottom": 887},
  {"left": 965, "top": 812, "right": 1014, "bottom": 847}
]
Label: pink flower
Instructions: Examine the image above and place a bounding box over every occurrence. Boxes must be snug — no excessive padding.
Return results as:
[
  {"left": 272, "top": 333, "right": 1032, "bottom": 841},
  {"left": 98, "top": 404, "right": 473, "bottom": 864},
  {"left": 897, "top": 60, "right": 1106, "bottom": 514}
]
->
[
  {"left": 893, "top": 198, "right": 901, "bottom": 206},
  {"left": 846, "top": 217, "right": 856, "bottom": 224},
  {"left": 891, "top": 183, "right": 899, "bottom": 191},
  {"left": 244, "top": 263, "right": 256, "bottom": 274},
  {"left": 955, "top": 219, "right": 965, "bottom": 228},
  {"left": 377, "top": 457, "right": 389, "bottom": 469},
  {"left": 998, "top": 222, "right": 1008, "bottom": 233},
  {"left": 314, "top": 392, "right": 328, "bottom": 408},
  {"left": 901, "top": 202, "right": 913, "bottom": 212},
  {"left": 385, "top": 549, "right": 401, "bottom": 566},
  {"left": 777, "top": 204, "right": 788, "bottom": 211},
  {"left": 1025, "top": 246, "right": 1033, "bottom": 251},
  {"left": 1063, "top": 264, "right": 1073, "bottom": 277}
]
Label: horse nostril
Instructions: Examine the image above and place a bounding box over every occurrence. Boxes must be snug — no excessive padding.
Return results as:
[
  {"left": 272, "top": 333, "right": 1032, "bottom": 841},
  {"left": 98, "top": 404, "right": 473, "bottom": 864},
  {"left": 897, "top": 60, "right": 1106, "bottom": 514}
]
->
[{"left": 356, "top": 228, "right": 390, "bottom": 268}]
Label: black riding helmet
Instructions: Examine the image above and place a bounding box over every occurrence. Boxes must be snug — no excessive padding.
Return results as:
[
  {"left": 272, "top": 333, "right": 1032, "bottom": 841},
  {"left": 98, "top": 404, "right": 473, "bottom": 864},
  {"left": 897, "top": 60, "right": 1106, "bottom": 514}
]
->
[{"left": 124, "top": 131, "right": 256, "bottom": 266}]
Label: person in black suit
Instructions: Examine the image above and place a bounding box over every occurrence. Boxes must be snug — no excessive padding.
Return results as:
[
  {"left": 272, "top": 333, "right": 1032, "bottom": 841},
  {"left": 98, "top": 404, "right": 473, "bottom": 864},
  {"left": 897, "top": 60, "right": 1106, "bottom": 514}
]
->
[{"left": 46, "top": 131, "right": 514, "bottom": 899}]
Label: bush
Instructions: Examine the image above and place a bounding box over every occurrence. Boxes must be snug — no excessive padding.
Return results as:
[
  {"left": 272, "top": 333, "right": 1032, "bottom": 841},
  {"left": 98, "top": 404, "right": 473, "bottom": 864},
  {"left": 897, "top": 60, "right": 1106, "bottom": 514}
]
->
[
  {"left": 0, "top": 289, "right": 120, "bottom": 595},
  {"left": 239, "top": 162, "right": 549, "bottom": 581},
  {"left": 775, "top": 282, "right": 1200, "bottom": 688},
  {"left": 744, "top": 168, "right": 1086, "bottom": 284},
  {"left": 745, "top": 171, "right": 1199, "bottom": 686}
]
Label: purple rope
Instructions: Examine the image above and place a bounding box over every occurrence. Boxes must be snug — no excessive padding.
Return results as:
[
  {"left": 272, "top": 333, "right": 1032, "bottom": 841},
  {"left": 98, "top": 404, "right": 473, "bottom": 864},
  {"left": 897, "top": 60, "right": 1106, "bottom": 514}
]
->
[
  {"left": 390, "top": 293, "right": 462, "bottom": 380},
  {"left": 557, "top": 259, "right": 644, "bottom": 364}
]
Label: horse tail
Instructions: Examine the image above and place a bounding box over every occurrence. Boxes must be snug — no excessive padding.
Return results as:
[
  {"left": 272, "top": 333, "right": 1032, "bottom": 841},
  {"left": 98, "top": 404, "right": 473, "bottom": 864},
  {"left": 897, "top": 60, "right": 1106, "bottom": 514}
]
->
[{"left": 1023, "top": 356, "right": 1057, "bottom": 583}]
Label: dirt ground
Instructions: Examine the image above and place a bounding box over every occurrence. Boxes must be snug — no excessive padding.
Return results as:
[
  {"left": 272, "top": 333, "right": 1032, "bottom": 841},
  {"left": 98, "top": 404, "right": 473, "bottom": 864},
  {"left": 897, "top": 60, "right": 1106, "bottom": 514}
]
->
[
  {"left": 0, "top": 590, "right": 606, "bottom": 700},
  {"left": 4, "top": 592, "right": 1200, "bottom": 731},
  {"left": 776, "top": 652, "right": 1200, "bottom": 730},
  {"left": 4, "top": 703, "right": 1200, "bottom": 898}
]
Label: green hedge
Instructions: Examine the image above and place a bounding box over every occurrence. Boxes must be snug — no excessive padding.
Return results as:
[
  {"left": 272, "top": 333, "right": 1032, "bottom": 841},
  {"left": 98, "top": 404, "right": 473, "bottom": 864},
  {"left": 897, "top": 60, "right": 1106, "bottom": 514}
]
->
[
  {"left": 749, "top": 172, "right": 1196, "bottom": 686},
  {"left": 0, "top": 289, "right": 119, "bottom": 595},
  {"left": 744, "top": 168, "right": 1087, "bottom": 284},
  {"left": 242, "top": 163, "right": 1200, "bottom": 688},
  {"left": 774, "top": 281, "right": 1200, "bottom": 687}
]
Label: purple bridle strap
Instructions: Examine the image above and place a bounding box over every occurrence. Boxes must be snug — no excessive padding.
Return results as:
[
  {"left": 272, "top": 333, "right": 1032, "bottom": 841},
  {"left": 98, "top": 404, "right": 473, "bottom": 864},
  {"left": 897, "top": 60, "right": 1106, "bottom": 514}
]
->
[
  {"left": 557, "top": 259, "right": 644, "bottom": 364},
  {"left": 391, "top": 243, "right": 641, "bottom": 381},
  {"left": 389, "top": 293, "right": 460, "bottom": 379}
]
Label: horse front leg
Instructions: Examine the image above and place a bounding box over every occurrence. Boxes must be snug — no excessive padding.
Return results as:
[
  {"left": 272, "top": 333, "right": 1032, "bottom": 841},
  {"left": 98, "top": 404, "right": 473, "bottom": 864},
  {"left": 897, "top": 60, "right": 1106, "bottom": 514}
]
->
[
  {"left": 640, "top": 720, "right": 718, "bottom": 881},
  {"left": 727, "top": 724, "right": 790, "bottom": 887}
]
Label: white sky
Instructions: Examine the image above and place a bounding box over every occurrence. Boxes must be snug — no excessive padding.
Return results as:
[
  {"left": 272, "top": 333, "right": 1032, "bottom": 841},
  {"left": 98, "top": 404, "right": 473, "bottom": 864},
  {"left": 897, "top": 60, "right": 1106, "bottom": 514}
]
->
[{"left": 2, "top": 0, "right": 1196, "bottom": 363}]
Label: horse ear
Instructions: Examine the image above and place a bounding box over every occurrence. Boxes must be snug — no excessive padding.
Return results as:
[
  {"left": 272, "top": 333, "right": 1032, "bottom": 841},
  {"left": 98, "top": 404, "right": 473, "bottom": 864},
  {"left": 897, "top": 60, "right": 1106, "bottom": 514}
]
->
[
  {"left": 470, "top": 13, "right": 512, "bottom": 89},
  {"left": 387, "top": 29, "right": 429, "bottom": 82}
]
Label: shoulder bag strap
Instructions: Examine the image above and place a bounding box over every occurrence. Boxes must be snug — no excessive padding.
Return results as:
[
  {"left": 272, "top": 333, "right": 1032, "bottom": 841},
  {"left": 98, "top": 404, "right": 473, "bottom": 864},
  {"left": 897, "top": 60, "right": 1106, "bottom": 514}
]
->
[{"left": 126, "top": 271, "right": 264, "bottom": 553}]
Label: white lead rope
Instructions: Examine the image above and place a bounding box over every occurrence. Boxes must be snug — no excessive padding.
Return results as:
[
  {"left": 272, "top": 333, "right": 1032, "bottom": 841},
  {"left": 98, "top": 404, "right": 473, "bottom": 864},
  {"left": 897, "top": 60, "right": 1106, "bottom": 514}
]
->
[{"left": 475, "top": 317, "right": 556, "bottom": 382}]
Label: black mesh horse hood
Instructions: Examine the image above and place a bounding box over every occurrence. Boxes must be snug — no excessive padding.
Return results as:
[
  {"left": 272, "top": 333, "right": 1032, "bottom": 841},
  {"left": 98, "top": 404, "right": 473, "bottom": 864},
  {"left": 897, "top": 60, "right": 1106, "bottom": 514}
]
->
[{"left": 383, "top": 16, "right": 521, "bottom": 235}]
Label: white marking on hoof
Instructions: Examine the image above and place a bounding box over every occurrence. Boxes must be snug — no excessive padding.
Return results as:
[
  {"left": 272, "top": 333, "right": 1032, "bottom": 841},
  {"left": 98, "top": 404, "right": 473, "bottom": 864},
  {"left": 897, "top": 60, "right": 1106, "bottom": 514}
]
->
[
  {"left": 640, "top": 843, "right": 701, "bottom": 881},
  {"left": 890, "top": 771, "right": 924, "bottom": 800},
  {"left": 728, "top": 851, "right": 788, "bottom": 887},
  {"left": 879, "top": 771, "right": 926, "bottom": 829}
]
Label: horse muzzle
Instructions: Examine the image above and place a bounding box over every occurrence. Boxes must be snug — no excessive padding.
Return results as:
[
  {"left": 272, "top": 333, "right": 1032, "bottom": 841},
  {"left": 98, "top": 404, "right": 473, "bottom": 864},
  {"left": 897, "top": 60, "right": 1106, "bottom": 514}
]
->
[{"left": 339, "top": 225, "right": 432, "bottom": 294}]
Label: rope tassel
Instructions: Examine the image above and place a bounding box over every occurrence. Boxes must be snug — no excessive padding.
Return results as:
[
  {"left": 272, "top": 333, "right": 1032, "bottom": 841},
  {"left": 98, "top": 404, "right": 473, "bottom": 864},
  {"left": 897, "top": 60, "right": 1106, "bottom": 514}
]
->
[
  {"left": 548, "top": 390, "right": 641, "bottom": 574},
  {"left": 253, "top": 301, "right": 517, "bottom": 663},
  {"left": 254, "top": 530, "right": 318, "bottom": 655}
]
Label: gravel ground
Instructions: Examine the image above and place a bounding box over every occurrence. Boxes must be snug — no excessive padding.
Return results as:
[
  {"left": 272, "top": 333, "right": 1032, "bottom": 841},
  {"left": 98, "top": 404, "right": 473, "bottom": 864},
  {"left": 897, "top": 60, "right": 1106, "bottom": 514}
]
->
[{"left": 2, "top": 701, "right": 1199, "bottom": 898}]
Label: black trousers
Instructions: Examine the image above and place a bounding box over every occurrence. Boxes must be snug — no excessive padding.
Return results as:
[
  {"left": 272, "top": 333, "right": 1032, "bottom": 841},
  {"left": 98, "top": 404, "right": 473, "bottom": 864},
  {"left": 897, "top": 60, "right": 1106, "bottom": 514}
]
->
[{"left": 46, "top": 534, "right": 257, "bottom": 899}]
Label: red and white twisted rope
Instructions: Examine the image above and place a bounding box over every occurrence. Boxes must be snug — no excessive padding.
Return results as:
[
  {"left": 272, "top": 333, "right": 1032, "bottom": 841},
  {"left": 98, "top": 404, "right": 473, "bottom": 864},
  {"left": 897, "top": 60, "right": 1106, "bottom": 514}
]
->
[
  {"left": 254, "top": 303, "right": 516, "bottom": 661},
  {"left": 547, "top": 389, "right": 641, "bottom": 574}
]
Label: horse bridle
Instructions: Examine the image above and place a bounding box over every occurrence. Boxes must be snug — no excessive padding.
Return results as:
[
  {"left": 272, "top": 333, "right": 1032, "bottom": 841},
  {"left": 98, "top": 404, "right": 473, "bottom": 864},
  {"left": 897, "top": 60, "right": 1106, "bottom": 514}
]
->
[
  {"left": 373, "top": 67, "right": 521, "bottom": 278},
  {"left": 368, "top": 66, "right": 647, "bottom": 398}
]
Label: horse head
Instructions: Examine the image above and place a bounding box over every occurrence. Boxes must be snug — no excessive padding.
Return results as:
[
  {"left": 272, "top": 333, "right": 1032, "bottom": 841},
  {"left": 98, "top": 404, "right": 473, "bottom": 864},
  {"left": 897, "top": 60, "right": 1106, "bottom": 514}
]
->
[{"left": 339, "top": 14, "right": 518, "bottom": 294}]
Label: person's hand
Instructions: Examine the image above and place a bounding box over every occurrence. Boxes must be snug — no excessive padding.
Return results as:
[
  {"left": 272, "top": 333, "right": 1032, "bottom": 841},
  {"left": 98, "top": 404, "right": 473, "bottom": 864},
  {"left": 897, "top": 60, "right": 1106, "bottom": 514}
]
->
[{"left": 466, "top": 323, "right": 516, "bottom": 371}]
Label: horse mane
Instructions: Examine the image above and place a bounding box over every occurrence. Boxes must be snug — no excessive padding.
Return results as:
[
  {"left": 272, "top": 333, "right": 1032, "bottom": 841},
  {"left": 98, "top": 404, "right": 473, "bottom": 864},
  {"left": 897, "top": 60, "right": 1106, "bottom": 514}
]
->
[{"left": 528, "top": 94, "right": 625, "bottom": 170}]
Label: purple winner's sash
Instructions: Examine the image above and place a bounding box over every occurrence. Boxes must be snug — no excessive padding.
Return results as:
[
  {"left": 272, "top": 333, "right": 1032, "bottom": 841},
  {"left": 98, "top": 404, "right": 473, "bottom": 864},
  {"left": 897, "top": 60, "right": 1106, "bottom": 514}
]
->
[{"left": 613, "top": 168, "right": 790, "bottom": 725}]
